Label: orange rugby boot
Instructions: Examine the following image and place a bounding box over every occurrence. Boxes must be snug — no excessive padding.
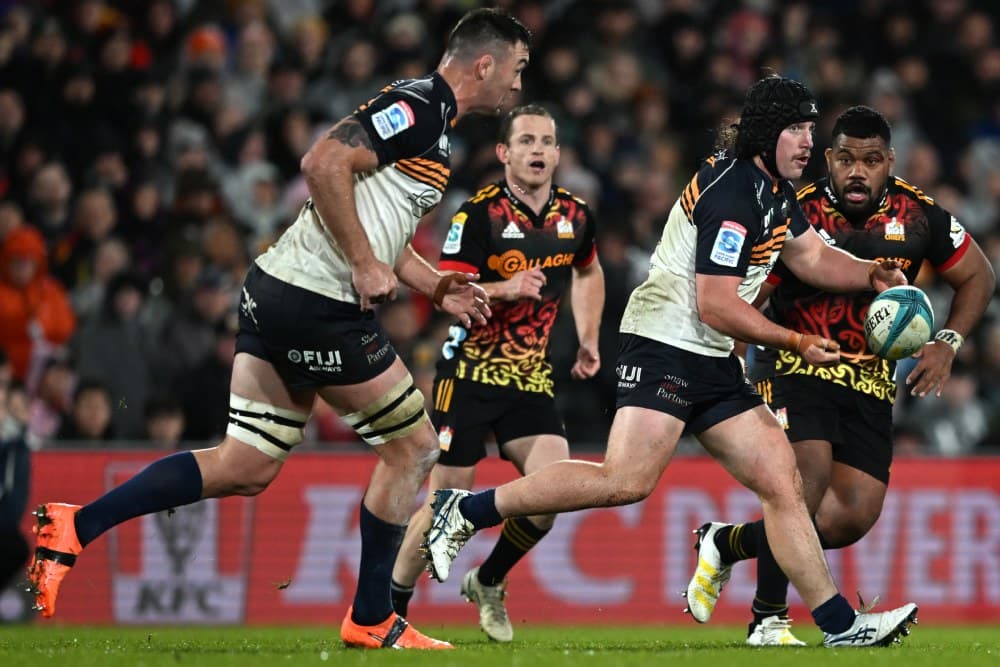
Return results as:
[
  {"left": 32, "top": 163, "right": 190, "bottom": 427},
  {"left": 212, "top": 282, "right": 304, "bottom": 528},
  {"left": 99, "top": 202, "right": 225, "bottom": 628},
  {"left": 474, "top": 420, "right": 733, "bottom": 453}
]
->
[
  {"left": 340, "top": 606, "right": 454, "bottom": 649},
  {"left": 27, "top": 503, "right": 83, "bottom": 618}
]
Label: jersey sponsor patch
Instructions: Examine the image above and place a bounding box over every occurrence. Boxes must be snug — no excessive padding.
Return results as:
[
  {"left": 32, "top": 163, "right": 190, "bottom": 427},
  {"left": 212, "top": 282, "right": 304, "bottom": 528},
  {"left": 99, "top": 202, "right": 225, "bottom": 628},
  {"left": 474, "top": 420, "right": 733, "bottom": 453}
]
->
[
  {"left": 710, "top": 221, "right": 747, "bottom": 268},
  {"left": 442, "top": 212, "right": 467, "bottom": 254},
  {"left": 949, "top": 215, "right": 967, "bottom": 249},
  {"left": 371, "top": 100, "right": 415, "bottom": 140}
]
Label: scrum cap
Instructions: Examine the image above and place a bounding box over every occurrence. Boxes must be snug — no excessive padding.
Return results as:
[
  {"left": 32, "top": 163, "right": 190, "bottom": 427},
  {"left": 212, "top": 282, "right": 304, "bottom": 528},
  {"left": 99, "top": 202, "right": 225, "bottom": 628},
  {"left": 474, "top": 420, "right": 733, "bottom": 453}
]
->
[{"left": 735, "top": 76, "right": 818, "bottom": 176}]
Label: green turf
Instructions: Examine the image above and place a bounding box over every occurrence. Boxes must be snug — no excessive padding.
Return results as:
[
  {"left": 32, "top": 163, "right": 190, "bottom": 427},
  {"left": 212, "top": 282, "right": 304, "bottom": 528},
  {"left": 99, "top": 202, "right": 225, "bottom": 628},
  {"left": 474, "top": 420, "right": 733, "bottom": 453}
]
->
[{"left": 0, "top": 625, "right": 997, "bottom": 666}]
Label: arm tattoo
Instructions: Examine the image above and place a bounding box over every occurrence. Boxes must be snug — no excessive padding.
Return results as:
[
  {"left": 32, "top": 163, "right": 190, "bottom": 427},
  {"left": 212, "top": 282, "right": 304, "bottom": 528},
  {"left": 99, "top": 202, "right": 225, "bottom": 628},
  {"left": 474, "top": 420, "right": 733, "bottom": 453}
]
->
[{"left": 326, "top": 118, "right": 373, "bottom": 150}]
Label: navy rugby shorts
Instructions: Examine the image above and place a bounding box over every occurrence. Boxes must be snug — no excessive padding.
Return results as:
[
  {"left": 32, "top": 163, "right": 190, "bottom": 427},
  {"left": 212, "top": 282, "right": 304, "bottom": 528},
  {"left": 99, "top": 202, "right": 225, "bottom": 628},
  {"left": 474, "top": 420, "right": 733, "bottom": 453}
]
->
[{"left": 235, "top": 264, "right": 397, "bottom": 388}]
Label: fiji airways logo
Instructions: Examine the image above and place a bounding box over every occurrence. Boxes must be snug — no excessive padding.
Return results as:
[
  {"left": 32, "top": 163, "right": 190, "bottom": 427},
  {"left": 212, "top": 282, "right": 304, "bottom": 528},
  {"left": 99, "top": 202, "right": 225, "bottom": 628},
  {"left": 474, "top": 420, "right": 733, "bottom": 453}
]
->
[
  {"left": 616, "top": 364, "right": 642, "bottom": 390},
  {"left": 288, "top": 349, "right": 343, "bottom": 372}
]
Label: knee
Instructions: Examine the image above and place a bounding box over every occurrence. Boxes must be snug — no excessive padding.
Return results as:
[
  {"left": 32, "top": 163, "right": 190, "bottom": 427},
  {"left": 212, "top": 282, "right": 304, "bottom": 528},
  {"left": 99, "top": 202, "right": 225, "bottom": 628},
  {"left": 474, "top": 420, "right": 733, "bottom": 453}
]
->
[
  {"left": 226, "top": 469, "right": 276, "bottom": 496},
  {"left": 600, "top": 464, "right": 657, "bottom": 505},
  {"left": 816, "top": 507, "right": 880, "bottom": 548},
  {"left": 196, "top": 443, "right": 281, "bottom": 498},
  {"left": 529, "top": 514, "right": 557, "bottom": 531}
]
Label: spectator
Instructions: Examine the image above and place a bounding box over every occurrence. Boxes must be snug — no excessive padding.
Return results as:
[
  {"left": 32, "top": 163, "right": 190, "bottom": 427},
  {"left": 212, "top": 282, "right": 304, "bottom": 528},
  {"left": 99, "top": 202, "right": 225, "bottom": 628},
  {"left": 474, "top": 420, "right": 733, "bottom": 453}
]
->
[
  {"left": 28, "top": 358, "right": 75, "bottom": 443},
  {"left": 72, "top": 271, "right": 157, "bottom": 439},
  {"left": 54, "top": 379, "right": 114, "bottom": 443},
  {"left": 143, "top": 393, "right": 185, "bottom": 449},
  {"left": 0, "top": 226, "right": 76, "bottom": 384}
]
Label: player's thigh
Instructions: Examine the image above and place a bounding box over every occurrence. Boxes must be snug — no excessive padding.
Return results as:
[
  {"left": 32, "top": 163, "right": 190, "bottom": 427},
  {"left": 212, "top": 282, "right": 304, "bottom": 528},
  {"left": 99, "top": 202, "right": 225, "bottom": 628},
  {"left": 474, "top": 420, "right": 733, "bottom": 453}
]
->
[
  {"left": 830, "top": 390, "right": 893, "bottom": 487},
  {"left": 318, "top": 357, "right": 436, "bottom": 465},
  {"left": 602, "top": 406, "right": 684, "bottom": 492},
  {"left": 768, "top": 374, "right": 840, "bottom": 508},
  {"left": 502, "top": 434, "right": 569, "bottom": 476},
  {"left": 819, "top": 461, "right": 888, "bottom": 527},
  {"left": 495, "top": 391, "right": 568, "bottom": 475},
  {"left": 698, "top": 404, "right": 798, "bottom": 499},
  {"left": 790, "top": 439, "right": 834, "bottom": 513},
  {"left": 428, "top": 378, "right": 496, "bottom": 468}
]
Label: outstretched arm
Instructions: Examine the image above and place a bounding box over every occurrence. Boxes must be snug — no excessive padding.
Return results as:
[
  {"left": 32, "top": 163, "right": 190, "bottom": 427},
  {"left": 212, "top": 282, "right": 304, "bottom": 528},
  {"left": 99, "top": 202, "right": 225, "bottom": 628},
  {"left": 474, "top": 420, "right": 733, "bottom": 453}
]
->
[{"left": 781, "top": 226, "right": 906, "bottom": 293}]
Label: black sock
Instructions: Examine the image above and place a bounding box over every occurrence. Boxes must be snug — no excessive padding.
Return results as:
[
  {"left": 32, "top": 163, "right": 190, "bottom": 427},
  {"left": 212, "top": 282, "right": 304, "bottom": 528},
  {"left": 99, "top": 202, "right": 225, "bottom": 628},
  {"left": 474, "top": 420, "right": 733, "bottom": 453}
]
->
[
  {"left": 0, "top": 526, "right": 28, "bottom": 589},
  {"left": 74, "top": 451, "right": 203, "bottom": 548},
  {"left": 751, "top": 518, "right": 790, "bottom": 623},
  {"left": 811, "top": 594, "right": 855, "bottom": 634},
  {"left": 477, "top": 516, "right": 549, "bottom": 586},
  {"left": 458, "top": 489, "right": 502, "bottom": 530},
  {"left": 352, "top": 503, "right": 407, "bottom": 626},
  {"left": 390, "top": 579, "right": 415, "bottom": 618},
  {"left": 713, "top": 520, "right": 762, "bottom": 564}
]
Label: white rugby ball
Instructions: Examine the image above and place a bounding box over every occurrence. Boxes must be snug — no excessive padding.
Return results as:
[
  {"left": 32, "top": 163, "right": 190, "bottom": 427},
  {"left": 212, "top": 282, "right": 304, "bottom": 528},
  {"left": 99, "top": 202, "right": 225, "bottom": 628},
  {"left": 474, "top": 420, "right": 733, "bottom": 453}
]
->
[{"left": 864, "top": 285, "right": 935, "bottom": 361}]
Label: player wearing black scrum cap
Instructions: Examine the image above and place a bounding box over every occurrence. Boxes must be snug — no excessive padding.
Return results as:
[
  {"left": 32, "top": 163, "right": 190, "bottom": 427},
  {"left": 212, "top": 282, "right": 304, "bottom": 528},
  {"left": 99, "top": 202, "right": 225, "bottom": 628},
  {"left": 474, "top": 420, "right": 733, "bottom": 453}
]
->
[
  {"left": 707, "top": 105, "right": 995, "bottom": 646},
  {"left": 422, "top": 76, "right": 920, "bottom": 648}
]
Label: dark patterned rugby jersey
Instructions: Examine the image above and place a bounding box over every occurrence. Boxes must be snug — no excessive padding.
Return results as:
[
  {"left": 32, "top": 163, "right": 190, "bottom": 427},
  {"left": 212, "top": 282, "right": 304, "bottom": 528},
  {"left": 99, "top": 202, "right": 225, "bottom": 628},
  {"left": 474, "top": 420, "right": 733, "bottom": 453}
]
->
[
  {"left": 619, "top": 154, "right": 810, "bottom": 356},
  {"left": 256, "top": 73, "right": 457, "bottom": 303},
  {"left": 756, "top": 175, "right": 971, "bottom": 402},
  {"left": 435, "top": 181, "right": 598, "bottom": 395}
]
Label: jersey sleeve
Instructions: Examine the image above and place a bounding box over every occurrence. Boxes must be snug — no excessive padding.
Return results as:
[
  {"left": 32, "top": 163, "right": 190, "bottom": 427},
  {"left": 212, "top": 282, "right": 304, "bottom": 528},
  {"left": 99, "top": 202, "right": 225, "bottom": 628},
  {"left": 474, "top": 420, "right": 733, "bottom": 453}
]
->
[
  {"left": 693, "top": 178, "right": 761, "bottom": 276},
  {"left": 925, "top": 201, "right": 972, "bottom": 271},
  {"left": 353, "top": 86, "right": 446, "bottom": 166},
  {"left": 439, "top": 200, "right": 489, "bottom": 273},
  {"left": 573, "top": 201, "right": 598, "bottom": 267},
  {"left": 785, "top": 195, "right": 811, "bottom": 238}
]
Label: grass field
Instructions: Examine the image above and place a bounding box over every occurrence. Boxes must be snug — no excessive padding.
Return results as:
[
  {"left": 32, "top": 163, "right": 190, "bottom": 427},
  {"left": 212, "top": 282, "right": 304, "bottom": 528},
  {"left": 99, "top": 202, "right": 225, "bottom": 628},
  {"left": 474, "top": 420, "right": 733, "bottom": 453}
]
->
[{"left": 0, "top": 625, "right": 998, "bottom": 666}]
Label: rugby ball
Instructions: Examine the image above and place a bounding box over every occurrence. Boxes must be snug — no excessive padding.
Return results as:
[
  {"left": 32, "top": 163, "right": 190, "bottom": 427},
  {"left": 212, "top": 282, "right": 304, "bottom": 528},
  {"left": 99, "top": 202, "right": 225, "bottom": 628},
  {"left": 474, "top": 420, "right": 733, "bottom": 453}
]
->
[{"left": 864, "top": 285, "right": 935, "bottom": 361}]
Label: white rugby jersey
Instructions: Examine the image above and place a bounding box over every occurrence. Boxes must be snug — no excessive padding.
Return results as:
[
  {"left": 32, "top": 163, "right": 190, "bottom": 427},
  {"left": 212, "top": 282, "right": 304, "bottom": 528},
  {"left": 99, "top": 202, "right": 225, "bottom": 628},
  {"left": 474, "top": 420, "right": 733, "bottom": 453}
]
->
[
  {"left": 256, "top": 73, "right": 457, "bottom": 303},
  {"left": 619, "top": 154, "right": 809, "bottom": 356}
]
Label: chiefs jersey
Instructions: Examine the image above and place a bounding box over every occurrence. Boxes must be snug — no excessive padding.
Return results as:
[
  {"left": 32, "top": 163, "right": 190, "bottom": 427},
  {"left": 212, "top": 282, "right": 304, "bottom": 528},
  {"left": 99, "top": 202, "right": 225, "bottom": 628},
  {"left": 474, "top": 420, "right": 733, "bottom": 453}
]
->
[
  {"left": 256, "top": 73, "right": 456, "bottom": 303},
  {"left": 757, "top": 175, "right": 971, "bottom": 401},
  {"left": 435, "top": 181, "right": 598, "bottom": 395}
]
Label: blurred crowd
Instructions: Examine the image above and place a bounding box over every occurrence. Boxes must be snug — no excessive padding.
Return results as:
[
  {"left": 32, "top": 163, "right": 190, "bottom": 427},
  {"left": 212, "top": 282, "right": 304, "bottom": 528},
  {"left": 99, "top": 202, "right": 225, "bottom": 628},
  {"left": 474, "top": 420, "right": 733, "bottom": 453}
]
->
[{"left": 0, "top": 0, "right": 998, "bottom": 455}]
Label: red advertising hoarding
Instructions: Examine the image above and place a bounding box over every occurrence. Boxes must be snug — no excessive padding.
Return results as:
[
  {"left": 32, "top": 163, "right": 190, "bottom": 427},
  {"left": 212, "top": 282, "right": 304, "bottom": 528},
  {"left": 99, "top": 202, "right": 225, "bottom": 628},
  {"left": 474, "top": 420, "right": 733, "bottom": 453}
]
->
[{"left": 16, "top": 452, "right": 1000, "bottom": 626}]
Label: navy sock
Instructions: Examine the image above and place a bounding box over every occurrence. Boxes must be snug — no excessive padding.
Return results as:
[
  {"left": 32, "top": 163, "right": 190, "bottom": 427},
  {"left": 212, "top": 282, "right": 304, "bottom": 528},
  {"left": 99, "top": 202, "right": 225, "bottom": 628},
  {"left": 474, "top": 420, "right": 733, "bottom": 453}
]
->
[
  {"left": 74, "top": 451, "right": 203, "bottom": 548},
  {"left": 811, "top": 594, "right": 855, "bottom": 634},
  {"left": 352, "top": 503, "right": 406, "bottom": 626},
  {"left": 458, "top": 489, "right": 502, "bottom": 530}
]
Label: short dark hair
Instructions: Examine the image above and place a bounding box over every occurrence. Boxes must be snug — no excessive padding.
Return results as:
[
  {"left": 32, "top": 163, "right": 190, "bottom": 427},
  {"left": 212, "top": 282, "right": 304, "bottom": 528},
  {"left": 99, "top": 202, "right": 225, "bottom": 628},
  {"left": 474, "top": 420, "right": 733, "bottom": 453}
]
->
[
  {"left": 498, "top": 104, "right": 556, "bottom": 143},
  {"left": 445, "top": 8, "right": 531, "bottom": 61},
  {"left": 832, "top": 105, "right": 892, "bottom": 144}
]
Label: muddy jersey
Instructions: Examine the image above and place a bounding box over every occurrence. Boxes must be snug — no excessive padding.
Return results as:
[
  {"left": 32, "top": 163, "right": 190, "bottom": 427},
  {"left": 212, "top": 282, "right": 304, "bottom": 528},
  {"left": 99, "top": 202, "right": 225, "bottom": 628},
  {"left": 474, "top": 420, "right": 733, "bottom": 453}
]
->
[
  {"left": 435, "top": 181, "right": 598, "bottom": 395},
  {"left": 255, "top": 73, "right": 457, "bottom": 303},
  {"left": 756, "top": 175, "right": 971, "bottom": 402},
  {"left": 619, "top": 154, "right": 810, "bottom": 356}
]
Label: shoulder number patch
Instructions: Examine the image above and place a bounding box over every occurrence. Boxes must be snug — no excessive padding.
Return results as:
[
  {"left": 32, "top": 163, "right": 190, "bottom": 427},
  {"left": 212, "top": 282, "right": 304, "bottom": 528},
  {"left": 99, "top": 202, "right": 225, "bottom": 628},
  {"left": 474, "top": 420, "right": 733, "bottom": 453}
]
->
[
  {"left": 709, "top": 221, "right": 747, "bottom": 268},
  {"left": 442, "top": 212, "right": 467, "bottom": 254},
  {"left": 371, "top": 100, "right": 415, "bottom": 140}
]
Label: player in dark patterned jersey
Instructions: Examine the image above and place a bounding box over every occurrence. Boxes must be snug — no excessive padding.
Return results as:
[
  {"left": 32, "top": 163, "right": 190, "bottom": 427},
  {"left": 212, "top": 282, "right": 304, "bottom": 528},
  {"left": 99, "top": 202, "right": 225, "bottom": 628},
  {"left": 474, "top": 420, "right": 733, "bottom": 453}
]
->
[
  {"left": 26, "top": 9, "right": 531, "bottom": 650},
  {"left": 705, "top": 106, "right": 995, "bottom": 645},
  {"left": 423, "top": 77, "right": 922, "bottom": 648},
  {"left": 390, "top": 105, "right": 604, "bottom": 642}
]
